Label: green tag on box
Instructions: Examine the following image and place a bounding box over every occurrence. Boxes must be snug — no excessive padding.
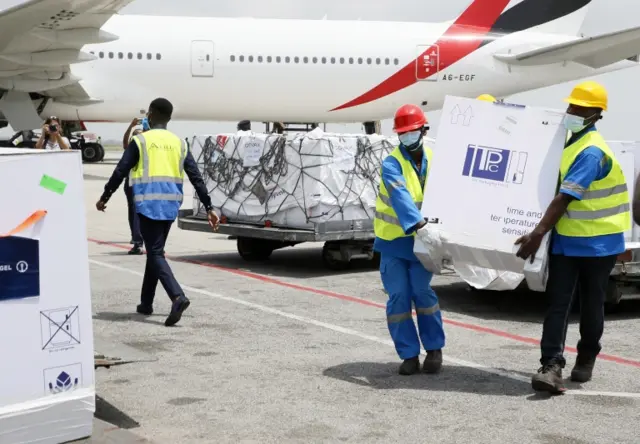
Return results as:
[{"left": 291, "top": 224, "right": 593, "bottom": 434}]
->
[{"left": 40, "top": 174, "right": 67, "bottom": 195}]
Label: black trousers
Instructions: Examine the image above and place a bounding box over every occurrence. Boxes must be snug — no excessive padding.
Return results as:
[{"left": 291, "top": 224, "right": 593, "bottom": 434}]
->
[
  {"left": 124, "top": 182, "right": 143, "bottom": 247},
  {"left": 540, "top": 253, "right": 617, "bottom": 367},
  {"left": 138, "top": 214, "right": 184, "bottom": 307}
]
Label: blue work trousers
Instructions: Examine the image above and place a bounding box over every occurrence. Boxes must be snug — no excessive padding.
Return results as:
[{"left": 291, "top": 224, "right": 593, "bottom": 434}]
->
[
  {"left": 138, "top": 214, "right": 184, "bottom": 307},
  {"left": 124, "top": 180, "right": 143, "bottom": 247},
  {"left": 380, "top": 254, "right": 446, "bottom": 359}
]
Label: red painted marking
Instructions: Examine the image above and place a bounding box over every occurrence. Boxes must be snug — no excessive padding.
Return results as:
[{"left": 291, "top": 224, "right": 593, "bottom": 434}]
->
[
  {"left": 88, "top": 238, "right": 640, "bottom": 369},
  {"left": 330, "top": 0, "right": 511, "bottom": 112}
]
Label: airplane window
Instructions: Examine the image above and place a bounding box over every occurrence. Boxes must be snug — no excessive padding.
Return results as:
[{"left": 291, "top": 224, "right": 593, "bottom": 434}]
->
[
  {"left": 128, "top": 52, "right": 133, "bottom": 59},
  {"left": 357, "top": 57, "right": 363, "bottom": 64},
  {"left": 230, "top": 55, "right": 236, "bottom": 62},
  {"left": 257, "top": 55, "right": 263, "bottom": 62},
  {"left": 118, "top": 52, "right": 123, "bottom": 59},
  {"left": 294, "top": 56, "right": 299, "bottom": 63},
  {"left": 137, "top": 53, "right": 142, "bottom": 59},
  {"left": 348, "top": 57, "right": 353, "bottom": 64},
  {"left": 331, "top": 57, "right": 336, "bottom": 64},
  {"left": 90, "top": 51, "right": 94, "bottom": 55},
  {"left": 99, "top": 52, "right": 104, "bottom": 58},
  {"left": 267, "top": 56, "right": 272, "bottom": 63},
  {"left": 385, "top": 58, "right": 390, "bottom": 65},
  {"left": 239, "top": 55, "right": 245, "bottom": 62},
  {"left": 366, "top": 58, "right": 372, "bottom": 64},
  {"left": 108, "top": 52, "right": 114, "bottom": 59},
  {"left": 394, "top": 58, "right": 399, "bottom": 65},
  {"left": 248, "top": 55, "right": 254, "bottom": 62},
  {"left": 321, "top": 57, "right": 326, "bottom": 64},
  {"left": 303, "top": 56, "right": 308, "bottom": 63},
  {"left": 340, "top": 57, "right": 345, "bottom": 64},
  {"left": 312, "top": 57, "right": 318, "bottom": 63},
  {"left": 206, "top": 54, "right": 210, "bottom": 61},
  {"left": 285, "top": 56, "right": 290, "bottom": 63},
  {"left": 146, "top": 53, "right": 151, "bottom": 60},
  {"left": 156, "top": 53, "right": 161, "bottom": 60},
  {"left": 276, "top": 56, "right": 281, "bottom": 63},
  {"left": 376, "top": 57, "right": 381, "bottom": 65}
]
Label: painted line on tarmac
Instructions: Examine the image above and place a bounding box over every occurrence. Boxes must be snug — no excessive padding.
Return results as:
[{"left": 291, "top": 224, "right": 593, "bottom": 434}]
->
[
  {"left": 88, "top": 258, "right": 640, "bottom": 400},
  {"left": 87, "top": 238, "right": 640, "bottom": 370}
]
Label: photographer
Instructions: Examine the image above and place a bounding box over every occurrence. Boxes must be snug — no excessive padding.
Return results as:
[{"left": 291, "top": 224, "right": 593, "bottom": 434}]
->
[{"left": 35, "top": 117, "right": 70, "bottom": 150}]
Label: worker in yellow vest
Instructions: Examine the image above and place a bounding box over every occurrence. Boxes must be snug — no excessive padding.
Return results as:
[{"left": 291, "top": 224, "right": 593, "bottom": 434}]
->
[
  {"left": 515, "top": 81, "right": 630, "bottom": 394},
  {"left": 373, "top": 104, "right": 445, "bottom": 376},
  {"left": 97, "top": 98, "right": 220, "bottom": 327}
]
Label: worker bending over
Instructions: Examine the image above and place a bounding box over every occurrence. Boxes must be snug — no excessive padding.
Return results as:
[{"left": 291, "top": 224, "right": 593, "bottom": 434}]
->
[
  {"left": 515, "top": 81, "right": 630, "bottom": 393},
  {"left": 373, "top": 104, "right": 446, "bottom": 375},
  {"left": 97, "top": 98, "right": 220, "bottom": 327}
]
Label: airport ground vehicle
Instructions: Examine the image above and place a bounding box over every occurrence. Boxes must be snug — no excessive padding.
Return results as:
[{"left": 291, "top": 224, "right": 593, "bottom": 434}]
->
[
  {"left": 0, "top": 127, "right": 105, "bottom": 163},
  {"left": 177, "top": 209, "right": 378, "bottom": 270}
]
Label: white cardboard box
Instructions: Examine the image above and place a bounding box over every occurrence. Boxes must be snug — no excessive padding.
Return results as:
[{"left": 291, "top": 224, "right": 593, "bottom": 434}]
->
[
  {"left": 414, "top": 95, "right": 567, "bottom": 289},
  {"left": 0, "top": 149, "right": 95, "bottom": 444}
]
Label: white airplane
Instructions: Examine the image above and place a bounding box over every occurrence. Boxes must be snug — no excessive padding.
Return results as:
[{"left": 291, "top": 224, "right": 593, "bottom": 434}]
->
[{"left": 1, "top": 0, "right": 640, "bottom": 134}]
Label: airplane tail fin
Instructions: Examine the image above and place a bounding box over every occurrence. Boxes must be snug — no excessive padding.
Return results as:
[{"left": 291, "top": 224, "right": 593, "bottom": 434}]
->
[{"left": 481, "top": 0, "right": 591, "bottom": 37}]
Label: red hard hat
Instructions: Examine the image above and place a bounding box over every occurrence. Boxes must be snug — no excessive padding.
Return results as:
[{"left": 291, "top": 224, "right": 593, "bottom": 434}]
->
[{"left": 393, "top": 104, "right": 427, "bottom": 133}]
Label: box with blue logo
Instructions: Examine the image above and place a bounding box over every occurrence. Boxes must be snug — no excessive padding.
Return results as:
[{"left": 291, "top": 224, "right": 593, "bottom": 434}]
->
[
  {"left": 415, "top": 95, "right": 568, "bottom": 290},
  {"left": 0, "top": 149, "right": 95, "bottom": 443}
]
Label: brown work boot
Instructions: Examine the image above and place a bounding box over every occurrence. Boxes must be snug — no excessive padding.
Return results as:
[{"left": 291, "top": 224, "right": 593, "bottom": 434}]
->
[
  {"left": 399, "top": 357, "right": 420, "bottom": 375},
  {"left": 531, "top": 362, "right": 565, "bottom": 394},
  {"left": 423, "top": 350, "right": 443, "bottom": 374},
  {"left": 571, "top": 355, "right": 596, "bottom": 383}
]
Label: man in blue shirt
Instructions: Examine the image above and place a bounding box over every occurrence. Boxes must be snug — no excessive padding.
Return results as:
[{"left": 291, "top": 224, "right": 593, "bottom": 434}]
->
[
  {"left": 515, "top": 81, "right": 630, "bottom": 393},
  {"left": 373, "top": 104, "right": 445, "bottom": 376}
]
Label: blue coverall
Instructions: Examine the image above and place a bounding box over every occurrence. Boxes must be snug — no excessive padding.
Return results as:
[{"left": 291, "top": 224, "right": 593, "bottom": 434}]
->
[{"left": 373, "top": 145, "right": 446, "bottom": 359}]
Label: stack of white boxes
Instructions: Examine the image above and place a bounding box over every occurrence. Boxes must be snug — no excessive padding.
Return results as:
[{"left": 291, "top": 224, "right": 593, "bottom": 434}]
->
[
  {"left": 0, "top": 149, "right": 95, "bottom": 443},
  {"left": 414, "top": 95, "right": 569, "bottom": 291}
]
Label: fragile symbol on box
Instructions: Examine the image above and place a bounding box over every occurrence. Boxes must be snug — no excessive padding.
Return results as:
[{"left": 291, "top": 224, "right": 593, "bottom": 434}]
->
[
  {"left": 44, "top": 363, "right": 82, "bottom": 395},
  {"left": 40, "top": 306, "right": 81, "bottom": 351},
  {"left": 462, "top": 144, "right": 528, "bottom": 184}
]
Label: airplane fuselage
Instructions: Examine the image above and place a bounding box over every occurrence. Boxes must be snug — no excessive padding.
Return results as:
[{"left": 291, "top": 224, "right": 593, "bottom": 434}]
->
[{"left": 41, "top": 14, "right": 637, "bottom": 123}]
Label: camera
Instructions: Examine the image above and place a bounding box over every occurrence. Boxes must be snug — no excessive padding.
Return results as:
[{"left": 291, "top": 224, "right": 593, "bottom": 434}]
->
[{"left": 48, "top": 124, "right": 57, "bottom": 132}]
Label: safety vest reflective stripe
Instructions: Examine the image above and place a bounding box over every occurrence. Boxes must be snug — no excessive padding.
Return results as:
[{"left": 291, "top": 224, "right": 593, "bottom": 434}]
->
[
  {"left": 377, "top": 193, "right": 422, "bottom": 210},
  {"left": 580, "top": 183, "right": 628, "bottom": 200},
  {"left": 566, "top": 203, "right": 630, "bottom": 220},
  {"left": 129, "top": 176, "right": 184, "bottom": 185},
  {"left": 134, "top": 193, "right": 184, "bottom": 202}
]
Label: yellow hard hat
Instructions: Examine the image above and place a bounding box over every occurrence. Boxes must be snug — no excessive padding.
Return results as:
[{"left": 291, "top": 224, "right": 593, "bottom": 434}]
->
[
  {"left": 477, "top": 94, "right": 496, "bottom": 102},
  {"left": 564, "top": 81, "right": 608, "bottom": 111}
]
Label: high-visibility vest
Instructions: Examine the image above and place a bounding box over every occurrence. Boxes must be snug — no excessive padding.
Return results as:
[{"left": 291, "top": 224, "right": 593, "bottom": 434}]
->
[
  {"left": 555, "top": 130, "right": 631, "bottom": 237},
  {"left": 129, "top": 129, "right": 188, "bottom": 221},
  {"left": 374, "top": 145, "right": 433, "bottom": 241}
]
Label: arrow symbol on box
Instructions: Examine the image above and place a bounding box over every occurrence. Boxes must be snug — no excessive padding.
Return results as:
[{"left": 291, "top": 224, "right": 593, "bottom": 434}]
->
[
  {"left": 462, "top": 106, "right": 474, "bottom": 126},
  {"left": 450, "top": 104, "right": 462, "bottom": 124}
]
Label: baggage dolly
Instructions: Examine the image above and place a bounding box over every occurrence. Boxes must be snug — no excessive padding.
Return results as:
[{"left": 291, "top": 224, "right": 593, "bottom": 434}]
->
[{"left": 178, "top": 209, "right": 379, "bottom": 270}]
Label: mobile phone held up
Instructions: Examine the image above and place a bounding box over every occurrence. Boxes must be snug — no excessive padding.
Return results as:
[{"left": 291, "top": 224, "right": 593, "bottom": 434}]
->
[
  {"left": 141, "top": 117, "right": 150, "bottom": 131},
  {"left": 48, "top": 124, "right": 57, "bottom": 133}
]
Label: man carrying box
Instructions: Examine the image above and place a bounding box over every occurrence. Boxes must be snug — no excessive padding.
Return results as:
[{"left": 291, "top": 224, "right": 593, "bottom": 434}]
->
[
  {"left": 373, "top": 104, "right": 446, "bottom": 376},
  {"left": 515, "top": 81, "right": 631, "bottom": 394}
]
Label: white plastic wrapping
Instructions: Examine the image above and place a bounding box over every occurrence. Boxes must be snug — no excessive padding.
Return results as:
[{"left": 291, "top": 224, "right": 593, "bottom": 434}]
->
[
  {"left": 0, "top": 388, "right": 95, "bottom": 444},
  {"left": 190, "top": 128, "right": 395, "bottom": 229}
]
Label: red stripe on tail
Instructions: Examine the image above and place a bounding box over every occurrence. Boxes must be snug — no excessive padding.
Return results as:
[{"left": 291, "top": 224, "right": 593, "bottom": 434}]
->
[{"left": 330, "top": 0, "right": 511, "bottom": 112}]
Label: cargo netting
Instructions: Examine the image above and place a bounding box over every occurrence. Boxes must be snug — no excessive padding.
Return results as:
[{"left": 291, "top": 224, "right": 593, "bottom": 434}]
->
[{"left": 190, "top": 129, "right": 398, "bottom": 229}]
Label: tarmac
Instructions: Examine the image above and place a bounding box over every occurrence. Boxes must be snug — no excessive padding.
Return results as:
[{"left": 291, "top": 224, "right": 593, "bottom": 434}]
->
[{"left": 84, "top": 152, "right": 640, "bottom": 444}]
